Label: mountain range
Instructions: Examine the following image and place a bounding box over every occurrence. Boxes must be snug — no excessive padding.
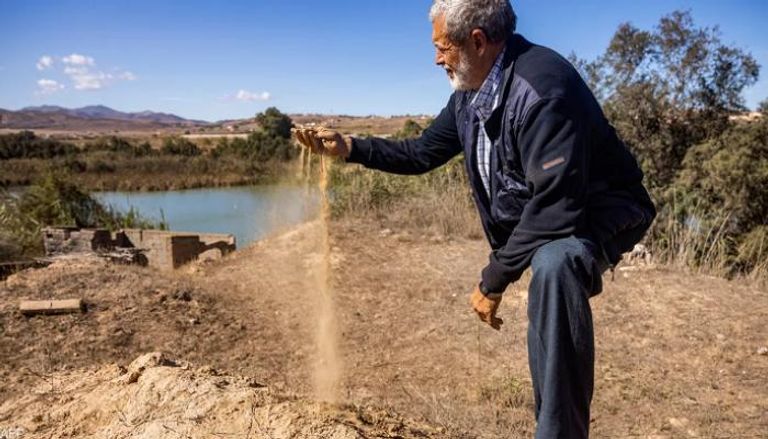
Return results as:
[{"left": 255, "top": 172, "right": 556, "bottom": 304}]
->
[{"left": 0, "top": 105, "right": 209, "bottom": 130}]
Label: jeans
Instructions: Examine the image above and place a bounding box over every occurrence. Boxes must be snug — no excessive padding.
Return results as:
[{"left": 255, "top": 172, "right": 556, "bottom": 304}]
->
[{"left": 527, "top": 236, "right": 608, "bottom": 439}]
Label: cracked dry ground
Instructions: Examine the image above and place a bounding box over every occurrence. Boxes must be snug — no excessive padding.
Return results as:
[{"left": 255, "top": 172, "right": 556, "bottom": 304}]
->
[{"left": 1, "top": 219, "right": 766, "bottom": 438}]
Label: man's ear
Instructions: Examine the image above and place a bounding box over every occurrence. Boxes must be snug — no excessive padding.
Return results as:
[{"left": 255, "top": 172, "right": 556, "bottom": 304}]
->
[{"left": 470, "top": 28, "right": 487, "bottom": 54}]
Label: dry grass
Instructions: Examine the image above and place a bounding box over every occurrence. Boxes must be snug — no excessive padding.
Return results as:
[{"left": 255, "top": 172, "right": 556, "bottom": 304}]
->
[
  {"left": 328, "top": 158, "right": 483, "bottom": 240},
  {"left": 330, "top": 158, "right": 767, "bottom": 284},
  {"left": 647, "top": 203, "right": 768, "bottom": 284}
]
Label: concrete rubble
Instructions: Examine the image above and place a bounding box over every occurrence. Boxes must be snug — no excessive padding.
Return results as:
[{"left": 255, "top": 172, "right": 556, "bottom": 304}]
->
[{"left": 42, "top": 227, "right": 236, "bottom": 270}]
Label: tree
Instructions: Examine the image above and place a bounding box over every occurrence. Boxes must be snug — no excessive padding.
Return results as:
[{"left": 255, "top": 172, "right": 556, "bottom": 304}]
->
[
  {"left": 393, "top": 119, "right": 424, "bottom": 140},
  {"left": 255, "top": 107, "right": 293, "bottom": 139},
  {"left": 572, "top": 10, "right": 760, "bottom": 192},
  {"left": 759, "top": 98, "right": 768, "bottom": 115}
]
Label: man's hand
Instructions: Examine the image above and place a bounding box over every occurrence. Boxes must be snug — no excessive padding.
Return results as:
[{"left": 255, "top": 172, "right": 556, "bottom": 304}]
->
[
  {"left": 470, "top": 285, "right": 503, "bottom": 330},
  {"left": 292, "top": 127, "right": 352, "bottom": 158}
]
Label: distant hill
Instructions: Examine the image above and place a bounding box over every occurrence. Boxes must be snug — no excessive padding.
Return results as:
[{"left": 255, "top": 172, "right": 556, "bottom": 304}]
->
[
  {"left": 0, "top": 104, "right": 437, "bottom": 136},
  {"left": 0, "top": 105, "right": 209, "bottom": 131}
]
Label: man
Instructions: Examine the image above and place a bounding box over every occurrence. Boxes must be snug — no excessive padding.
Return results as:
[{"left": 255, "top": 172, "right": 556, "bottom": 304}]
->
[{"left": 294, "top": 0, "right": 655, "bottom": 437}]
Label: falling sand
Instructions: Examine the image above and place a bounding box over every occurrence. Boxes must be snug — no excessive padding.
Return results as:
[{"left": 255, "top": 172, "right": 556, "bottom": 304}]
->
[{"left": 298, "top": 145, "right": 342, "bottom": 402}]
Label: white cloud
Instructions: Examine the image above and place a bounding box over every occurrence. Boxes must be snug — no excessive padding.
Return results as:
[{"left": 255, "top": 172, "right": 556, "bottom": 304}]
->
[
  {"left": 69, "top": 70, "right": 112, "bottom": 90},
  {"left": 62, "top": 53, "right": 95, "bottom": 66},
  {"left": 64, "top": 65, "right": 87, "bottom": 75},
  {"left": 33, "top": 52, "right": 136, "bottom": 94},
  {"left": 234, "top": 89, "right": 271, "bottom": 102},
  {"left": 62, "top": 64, "right": 110, "bottom": 90},
  {"left": 118, "top": 71, "right": 137, "bottom": 81},
  {"left": 36, "top": 55, "right": 53, "bottom": 71},
  {"left": 36, "top": 78, "right": 64, "bottom": 95},
  {"left": 60, "top": 56, "right": 136, "bottom": 90}
]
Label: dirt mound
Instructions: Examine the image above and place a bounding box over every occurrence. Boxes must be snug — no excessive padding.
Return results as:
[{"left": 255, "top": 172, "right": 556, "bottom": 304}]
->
[
  {"left": 0, "top": 352, "right": 444, "bottom": 439},
  {"left": 0, "top": 255, "right": 251, "bottom": 401}
]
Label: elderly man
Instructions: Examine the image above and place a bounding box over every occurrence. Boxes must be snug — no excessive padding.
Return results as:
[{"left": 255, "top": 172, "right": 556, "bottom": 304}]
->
[{"left": 294, "top": 0, "right": 655, "bottom": 437}]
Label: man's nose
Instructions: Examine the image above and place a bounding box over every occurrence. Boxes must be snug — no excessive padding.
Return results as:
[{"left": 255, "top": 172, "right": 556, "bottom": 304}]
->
[{"left": 435, "top": 51, "right": 444, "bottom": 66}]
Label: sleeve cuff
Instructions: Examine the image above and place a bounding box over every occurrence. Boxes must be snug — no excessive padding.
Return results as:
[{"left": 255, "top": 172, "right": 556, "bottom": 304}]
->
[
  {"left": 345, "top": 137, "right": 373, "bottom": 165},
  {"left": 481, "top": 257, "right": 524, "bottom": 294},
  {"left": 478, "top": 281, "right": 504, "bottom": 298}
]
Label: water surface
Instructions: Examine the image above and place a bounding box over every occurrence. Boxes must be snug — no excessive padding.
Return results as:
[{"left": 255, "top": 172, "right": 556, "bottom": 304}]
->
[{"left": 96, "top": 185, "right": 320, "bottom": 247}]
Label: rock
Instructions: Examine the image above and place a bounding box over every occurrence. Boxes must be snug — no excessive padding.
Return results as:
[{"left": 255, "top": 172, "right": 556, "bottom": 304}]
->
[
  {"left": 330, "top": 252, "right": 346, "bottom": 268},
  {"left": 172, "top": 289, "right": 192, "bottom": 301},
  {"left": 197, "top": 365, "right": 220, "bottom": 376},
  {"left": 668, "top": 417, "right": 689, "bottom": 429},
  {"left": 0, "top": 426, "right": 27, "bottom": 439},
  {"left": 394, "top": 233, "right": 412, "bottom": 243},
  {"left": 119, "top": 352, "right": 177, "bottom": 384},
  {"left": 757, "top": 347, "right": 768, "bottom": 356},
  {"left": 626, "top": 244, "right": 653, "bottom": 265},
  {"left": 379, "top": 228, "right": 393, "bottom": 238},
  {"left": 246, "top": 377, "right": 266, "bottom": 388},
  {"left": 716, "top": 333, "right": 726, "bottom": 341}
]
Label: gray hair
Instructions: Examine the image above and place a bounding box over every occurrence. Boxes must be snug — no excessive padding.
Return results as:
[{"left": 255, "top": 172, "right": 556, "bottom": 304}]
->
[{"left": 429, "top": 0, "right": 517, "bottom": 44}]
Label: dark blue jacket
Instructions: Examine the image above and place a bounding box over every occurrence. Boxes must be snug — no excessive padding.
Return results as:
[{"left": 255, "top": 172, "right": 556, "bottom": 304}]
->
[{"left": 347, "top": 34, "right": 656, "bottom": 294}]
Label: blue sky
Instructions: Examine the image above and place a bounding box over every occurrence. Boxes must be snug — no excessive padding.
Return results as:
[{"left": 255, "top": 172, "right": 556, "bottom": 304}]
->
[{"left": 1, "top": 0, "right": 766, "bottom": 122}]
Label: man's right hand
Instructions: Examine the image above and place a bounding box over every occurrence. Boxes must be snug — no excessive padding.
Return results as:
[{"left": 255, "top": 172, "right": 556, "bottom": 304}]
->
[
  {"left": 292, "top": 127, "right": 352, "bottom": 159},
  {"left": 470, "top": 285, "right": 504, "bottom": 330}
]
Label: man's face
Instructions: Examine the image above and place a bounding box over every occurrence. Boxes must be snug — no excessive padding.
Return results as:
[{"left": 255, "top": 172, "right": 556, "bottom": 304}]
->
[{"left": 432, "top": 14, "right": 481, "bottom": 91}]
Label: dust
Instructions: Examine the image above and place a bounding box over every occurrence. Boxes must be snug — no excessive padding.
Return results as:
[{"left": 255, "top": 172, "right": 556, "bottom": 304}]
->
[{"left": 299, "top": 147, "right": 342, "bottom": 402}]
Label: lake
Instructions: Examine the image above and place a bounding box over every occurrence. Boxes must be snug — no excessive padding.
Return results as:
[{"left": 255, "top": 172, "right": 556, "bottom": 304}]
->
[{"left": 96, "top": 185, "right": 320, "bottom": 247}]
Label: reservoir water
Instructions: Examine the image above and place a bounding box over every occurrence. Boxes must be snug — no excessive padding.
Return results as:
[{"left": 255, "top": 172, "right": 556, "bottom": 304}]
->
[{"left": 96, "top": 185, "right": 320, "bottom": 247}]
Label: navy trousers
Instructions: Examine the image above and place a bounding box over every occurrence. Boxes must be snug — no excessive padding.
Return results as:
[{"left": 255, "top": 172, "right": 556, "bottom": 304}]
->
[{"left": 527, "top": 236, "right": 608, "bottom": 439}]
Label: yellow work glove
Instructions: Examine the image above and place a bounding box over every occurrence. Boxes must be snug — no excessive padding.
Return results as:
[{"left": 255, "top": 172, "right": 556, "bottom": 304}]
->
[{"left": 470, "top": 285, "right": 504, "bottom": 330}]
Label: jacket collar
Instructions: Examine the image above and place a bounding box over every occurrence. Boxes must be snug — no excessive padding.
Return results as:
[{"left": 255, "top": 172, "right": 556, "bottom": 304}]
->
[
  {"left": 468, "top": 47, "right": 506, "bottom": 121},
  {"left": 454, "top": 33, "right": 530, "bottom": 128},
  {"left": 481, "top": 33, "right": 528, "bottom": 140}
]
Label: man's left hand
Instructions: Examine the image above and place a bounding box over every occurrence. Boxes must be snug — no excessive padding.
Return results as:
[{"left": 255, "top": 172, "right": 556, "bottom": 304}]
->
[
  {"left": 292, "top": 127, "right": 352, "bottom": 158},
  {"left": 470, "top": 286, "right": 504, "bottom": 330}
]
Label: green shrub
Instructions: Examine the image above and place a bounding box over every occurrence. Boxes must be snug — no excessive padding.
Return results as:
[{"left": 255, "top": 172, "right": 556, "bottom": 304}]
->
[
  {"left": 672, "top": 117, "right": 767, "bottom": 235},
  {"left": 759, "top": 99, "right": 768, "bottom": 115},
  {"left": 0, "top": 172, "right": 165, "bottom": 261},
  {"left": 161, "top": 137, "right": 201, "bottom": 156},
  {"left": 649, "top": 117, "right": 768, "bottom": 276},
  {"left": 255, "top": 107, "right": 293, "bottom": 139},
  {"left": 211, "top": 132, "right": 296, "bottom": 162},
  {"left": 84, "top": 136, "right": 154, "bottom": 157},
  {"left": 0, "top": 131, "right": 78, "bottom": 160}
]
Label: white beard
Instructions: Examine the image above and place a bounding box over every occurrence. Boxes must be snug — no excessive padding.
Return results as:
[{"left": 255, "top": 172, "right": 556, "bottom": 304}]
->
[{"left": 447, "top": 50, "right": 474, "bottom": 91}]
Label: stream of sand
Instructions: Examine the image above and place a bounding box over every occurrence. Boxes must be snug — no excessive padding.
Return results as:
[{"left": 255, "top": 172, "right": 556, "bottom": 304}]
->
[{"left": 299, "top": 146, "right": 342, "bottom": 402}]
